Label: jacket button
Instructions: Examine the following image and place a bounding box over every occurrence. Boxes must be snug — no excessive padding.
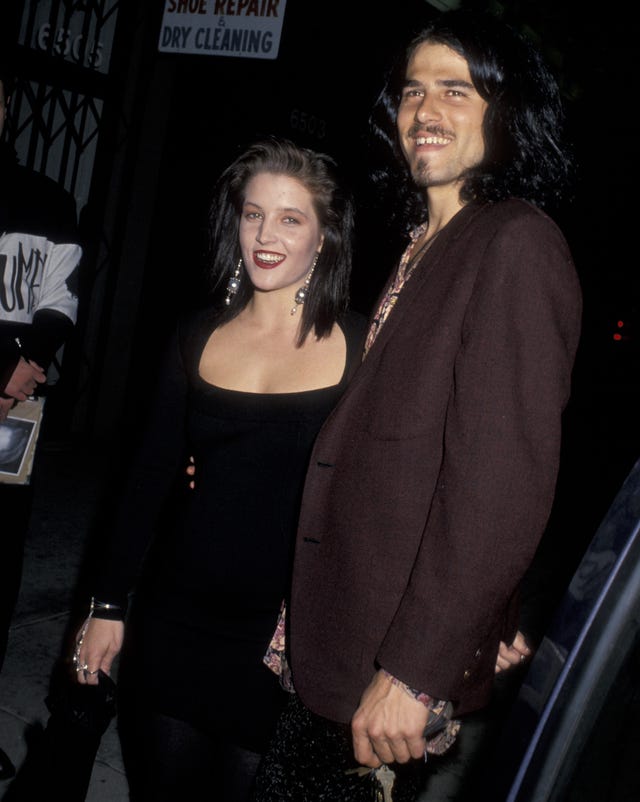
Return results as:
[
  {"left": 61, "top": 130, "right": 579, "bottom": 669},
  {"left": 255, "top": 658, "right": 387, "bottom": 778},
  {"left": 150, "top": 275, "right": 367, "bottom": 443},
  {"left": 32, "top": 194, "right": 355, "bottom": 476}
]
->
[
  {"left": 475, "top": 648, "right": 482, "bottom": 659},
  {"left": 463, "top": 669, "right": 471, "bottom": 680}
]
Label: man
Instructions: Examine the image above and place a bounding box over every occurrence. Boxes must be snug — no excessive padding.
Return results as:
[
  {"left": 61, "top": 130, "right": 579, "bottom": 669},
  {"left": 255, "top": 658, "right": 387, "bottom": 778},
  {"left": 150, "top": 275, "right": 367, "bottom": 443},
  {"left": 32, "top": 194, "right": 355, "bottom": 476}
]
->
[
  {"left": 255, "top": 8, "right": 582, "bottom": 801},
  {"left": 0, "top": 76, "right": 48, "bottom": 417},
  {"left": 0, "top": 63, "right": 82, "bottom": 777}
]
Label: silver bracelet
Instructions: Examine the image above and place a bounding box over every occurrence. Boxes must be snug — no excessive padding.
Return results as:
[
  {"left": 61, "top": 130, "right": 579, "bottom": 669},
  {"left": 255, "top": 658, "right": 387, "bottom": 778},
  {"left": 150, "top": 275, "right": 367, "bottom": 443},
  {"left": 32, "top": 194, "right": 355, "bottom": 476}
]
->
[{"left": 89, "top": 596, "right": 124, "bottom": 620}]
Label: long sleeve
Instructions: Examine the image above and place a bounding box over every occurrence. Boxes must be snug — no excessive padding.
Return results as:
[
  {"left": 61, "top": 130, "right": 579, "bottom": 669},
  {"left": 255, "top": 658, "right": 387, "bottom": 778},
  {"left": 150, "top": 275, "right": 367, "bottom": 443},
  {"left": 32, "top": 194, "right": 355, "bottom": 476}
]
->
[
  {"left": 90, "top": 328, "right": 190, "bottom": 609},
  {"left": 20, "top": 309, "right": 74, "bottom": 370}
]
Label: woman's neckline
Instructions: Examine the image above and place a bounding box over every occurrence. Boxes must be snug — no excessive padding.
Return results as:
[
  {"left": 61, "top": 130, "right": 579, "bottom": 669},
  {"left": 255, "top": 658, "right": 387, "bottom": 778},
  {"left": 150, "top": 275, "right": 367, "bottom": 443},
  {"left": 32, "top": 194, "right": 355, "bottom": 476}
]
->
[{"left": 195, "top": 376, "right": 343, "bottom": 397}]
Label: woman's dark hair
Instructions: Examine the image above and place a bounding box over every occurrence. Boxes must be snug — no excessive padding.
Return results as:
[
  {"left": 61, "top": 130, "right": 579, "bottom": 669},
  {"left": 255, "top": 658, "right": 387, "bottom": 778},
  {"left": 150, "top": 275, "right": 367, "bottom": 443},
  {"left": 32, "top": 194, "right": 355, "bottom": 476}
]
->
[
  {"left": 206, "top": 137, "right": 354, "bottom": 346},
  {"left": 368, "top": 8, "right": 574, "bottom": 235}
]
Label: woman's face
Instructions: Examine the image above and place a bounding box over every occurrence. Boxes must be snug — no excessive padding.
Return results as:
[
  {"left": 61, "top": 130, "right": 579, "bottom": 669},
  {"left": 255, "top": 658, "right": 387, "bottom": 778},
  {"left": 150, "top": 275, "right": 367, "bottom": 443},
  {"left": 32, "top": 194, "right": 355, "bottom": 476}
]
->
[{"left": 238, "top": 172, "right": 324, "bottom": 297}]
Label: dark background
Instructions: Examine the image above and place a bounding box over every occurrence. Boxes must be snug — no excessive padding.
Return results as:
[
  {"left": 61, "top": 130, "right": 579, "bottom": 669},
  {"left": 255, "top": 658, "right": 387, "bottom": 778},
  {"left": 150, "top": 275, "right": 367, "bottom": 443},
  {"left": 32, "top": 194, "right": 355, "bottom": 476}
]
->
[{"left": 1, "top": 0, "right": 638, "bottom": 608}]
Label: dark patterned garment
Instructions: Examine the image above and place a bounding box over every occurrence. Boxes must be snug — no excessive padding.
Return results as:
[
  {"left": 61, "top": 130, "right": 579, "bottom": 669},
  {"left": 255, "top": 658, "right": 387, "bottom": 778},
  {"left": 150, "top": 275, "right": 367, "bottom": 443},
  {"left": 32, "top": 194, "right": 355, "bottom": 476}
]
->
[{"left": 253, "top": 694, "right": 426, "bottom": 801}]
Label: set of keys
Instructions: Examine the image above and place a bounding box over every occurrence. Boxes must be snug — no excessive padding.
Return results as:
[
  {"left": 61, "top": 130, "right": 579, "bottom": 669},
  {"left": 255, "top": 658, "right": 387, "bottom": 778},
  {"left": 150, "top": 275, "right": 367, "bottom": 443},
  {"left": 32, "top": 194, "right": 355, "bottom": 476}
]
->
[{"left": 345, "top": 764, "right": 396, "bottom": 802}]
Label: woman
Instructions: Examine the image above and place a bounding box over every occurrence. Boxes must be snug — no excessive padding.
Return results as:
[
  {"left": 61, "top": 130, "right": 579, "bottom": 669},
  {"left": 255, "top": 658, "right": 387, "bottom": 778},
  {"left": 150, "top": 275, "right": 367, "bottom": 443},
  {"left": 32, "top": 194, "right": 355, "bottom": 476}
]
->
[{"left": 72, "top": 138, "right": 367, "bottom": 801}]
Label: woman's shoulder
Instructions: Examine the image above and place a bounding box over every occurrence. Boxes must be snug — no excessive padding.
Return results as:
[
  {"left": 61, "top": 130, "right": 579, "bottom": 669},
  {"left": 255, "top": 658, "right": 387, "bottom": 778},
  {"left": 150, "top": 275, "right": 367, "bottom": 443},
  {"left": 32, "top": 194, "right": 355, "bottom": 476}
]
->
[
  {"left": 175, "top": 304, "right": 220, "bottom": 364},
  {"left": 177, "top": 304, "right": 219, "bottom": 337}
]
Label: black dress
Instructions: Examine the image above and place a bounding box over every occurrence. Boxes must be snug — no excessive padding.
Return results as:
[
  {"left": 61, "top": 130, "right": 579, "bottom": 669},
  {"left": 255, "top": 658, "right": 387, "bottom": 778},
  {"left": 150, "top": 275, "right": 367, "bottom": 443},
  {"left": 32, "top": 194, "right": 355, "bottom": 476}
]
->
[{"left": 93, "top": 307, "right": 367, "bottom": 752}]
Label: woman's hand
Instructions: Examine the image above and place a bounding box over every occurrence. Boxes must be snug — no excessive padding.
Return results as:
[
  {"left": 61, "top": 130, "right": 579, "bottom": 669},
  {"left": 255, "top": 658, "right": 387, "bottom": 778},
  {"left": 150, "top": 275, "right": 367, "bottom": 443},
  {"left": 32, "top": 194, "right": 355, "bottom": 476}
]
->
[
  {"left": 73, "top": 617, "right": 124, "bottom": 686},
  {"left": 495, "top": 630, "right": 531, "bottom": 673}
]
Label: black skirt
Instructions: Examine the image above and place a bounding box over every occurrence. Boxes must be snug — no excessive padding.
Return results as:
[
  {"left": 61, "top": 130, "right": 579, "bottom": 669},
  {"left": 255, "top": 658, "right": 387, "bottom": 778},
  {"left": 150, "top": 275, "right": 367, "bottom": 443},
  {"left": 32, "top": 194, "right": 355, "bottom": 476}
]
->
[{"left": 117, "top": 599, "right": 288, "bottom": 753}]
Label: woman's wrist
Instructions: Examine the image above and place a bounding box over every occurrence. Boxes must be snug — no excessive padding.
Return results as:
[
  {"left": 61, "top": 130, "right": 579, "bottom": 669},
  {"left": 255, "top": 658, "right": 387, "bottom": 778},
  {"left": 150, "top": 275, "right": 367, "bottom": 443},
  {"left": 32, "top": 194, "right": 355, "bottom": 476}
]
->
[{"left": 89, "top": 596, "right": 125, "bottom": 621}]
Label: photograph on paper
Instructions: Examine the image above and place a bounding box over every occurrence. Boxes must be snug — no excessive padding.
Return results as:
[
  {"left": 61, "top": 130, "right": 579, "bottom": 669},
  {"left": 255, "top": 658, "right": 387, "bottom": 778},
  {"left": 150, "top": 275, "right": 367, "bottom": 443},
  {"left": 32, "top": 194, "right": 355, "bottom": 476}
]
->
[{"left": 0, "top": 416, "right": 36, "bottom": 477}]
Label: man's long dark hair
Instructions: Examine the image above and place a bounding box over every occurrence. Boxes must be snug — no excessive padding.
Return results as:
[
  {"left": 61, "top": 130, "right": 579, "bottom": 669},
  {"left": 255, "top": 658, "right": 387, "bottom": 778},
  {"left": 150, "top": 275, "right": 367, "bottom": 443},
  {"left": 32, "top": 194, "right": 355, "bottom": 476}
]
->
[
  {"left": 368, "top": 9, "right": 575, "bottom": 236},
  {"left": 206, "top": 137, "right": 354, "bottom": 346}
]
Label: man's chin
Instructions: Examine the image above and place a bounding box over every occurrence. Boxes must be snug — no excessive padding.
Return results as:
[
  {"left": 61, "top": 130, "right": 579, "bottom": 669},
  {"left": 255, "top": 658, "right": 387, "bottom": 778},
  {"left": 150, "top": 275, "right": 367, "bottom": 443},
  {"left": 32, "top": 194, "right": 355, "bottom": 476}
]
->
[{"left": 411, "top": 158, "right": 436, "bottom": 188}]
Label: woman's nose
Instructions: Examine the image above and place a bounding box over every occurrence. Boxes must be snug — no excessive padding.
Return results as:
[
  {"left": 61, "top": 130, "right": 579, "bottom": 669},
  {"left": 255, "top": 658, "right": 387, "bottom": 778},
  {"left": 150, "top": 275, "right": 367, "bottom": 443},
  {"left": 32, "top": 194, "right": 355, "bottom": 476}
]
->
[{"left": 256, "top": 218, "right": 276, "bottom": 243}]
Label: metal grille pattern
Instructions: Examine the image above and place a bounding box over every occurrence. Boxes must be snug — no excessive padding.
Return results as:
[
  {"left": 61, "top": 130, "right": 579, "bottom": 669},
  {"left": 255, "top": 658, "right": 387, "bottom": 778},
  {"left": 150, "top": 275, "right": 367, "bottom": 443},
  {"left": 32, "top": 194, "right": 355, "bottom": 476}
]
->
[
  {"left": 10, "top": 80, "right": 103, "bottom": 211},
  {"left": 9, "top": 0, "right": 121, "bottom": 211},
  {"left": 18, "top": 0, "right": 119, "bottom": 75}
]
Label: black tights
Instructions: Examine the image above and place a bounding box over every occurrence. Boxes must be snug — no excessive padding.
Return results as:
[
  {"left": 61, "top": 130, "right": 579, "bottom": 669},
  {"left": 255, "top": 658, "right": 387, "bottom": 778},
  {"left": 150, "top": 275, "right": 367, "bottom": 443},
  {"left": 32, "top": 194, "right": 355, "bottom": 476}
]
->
[{"left": 120, "top": 710, "right": 263, "bottom": 802}]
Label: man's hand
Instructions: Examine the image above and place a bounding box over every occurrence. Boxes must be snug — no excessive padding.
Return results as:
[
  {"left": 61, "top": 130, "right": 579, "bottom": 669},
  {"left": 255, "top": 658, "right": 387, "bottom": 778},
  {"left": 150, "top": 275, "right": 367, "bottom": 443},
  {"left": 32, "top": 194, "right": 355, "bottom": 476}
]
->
[
  {"left": 495, "top": 630, "right": 531, "bottom": 673},
  {"left": 4, "top": 357, "right": 46, "bottom": 401},
  {"left": 352, "top": 669, "right": 429, "bottom": 768}
]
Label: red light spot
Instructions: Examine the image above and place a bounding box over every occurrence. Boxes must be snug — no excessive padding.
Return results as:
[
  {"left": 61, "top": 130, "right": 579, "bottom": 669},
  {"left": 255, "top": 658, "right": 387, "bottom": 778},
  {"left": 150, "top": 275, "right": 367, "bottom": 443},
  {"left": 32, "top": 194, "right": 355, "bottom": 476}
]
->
[
  {"left": 617, "top": 320, "right": 624, "bottom": 328},
  {"left": 613, "top": 333, "right": 622, "bottom": 341}
]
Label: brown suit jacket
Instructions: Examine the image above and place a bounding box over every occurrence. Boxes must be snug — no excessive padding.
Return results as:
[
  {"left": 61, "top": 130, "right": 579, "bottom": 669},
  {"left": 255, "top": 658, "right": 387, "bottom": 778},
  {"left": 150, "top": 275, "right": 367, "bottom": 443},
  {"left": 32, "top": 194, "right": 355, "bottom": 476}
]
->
[{"left": 288, "top": 199, "right": 582, "bottom": 722}]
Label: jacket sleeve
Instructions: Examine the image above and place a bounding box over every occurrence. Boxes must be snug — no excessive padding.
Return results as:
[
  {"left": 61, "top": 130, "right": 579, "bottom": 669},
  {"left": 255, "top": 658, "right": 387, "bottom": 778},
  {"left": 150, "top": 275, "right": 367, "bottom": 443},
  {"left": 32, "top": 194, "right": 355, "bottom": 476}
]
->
[
  {"left": 1, "top": 168, "right": 81, "bottom": 370},
  {"left": 32, "top": 241, "right": 81, "bottom": 325},
  {"left": 20, "top": 309, "right": 74, "bottom": 370},
  {"left": 376, "top": 212, "right": 582, "bottom": 703}
]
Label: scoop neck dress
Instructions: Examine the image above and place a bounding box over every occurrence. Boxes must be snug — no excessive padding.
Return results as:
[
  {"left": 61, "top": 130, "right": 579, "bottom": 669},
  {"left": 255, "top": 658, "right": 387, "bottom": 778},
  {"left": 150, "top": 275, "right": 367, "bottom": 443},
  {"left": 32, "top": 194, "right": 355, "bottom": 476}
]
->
[{"left": 94, "top": 306, "right": 367, "bottom": 751}]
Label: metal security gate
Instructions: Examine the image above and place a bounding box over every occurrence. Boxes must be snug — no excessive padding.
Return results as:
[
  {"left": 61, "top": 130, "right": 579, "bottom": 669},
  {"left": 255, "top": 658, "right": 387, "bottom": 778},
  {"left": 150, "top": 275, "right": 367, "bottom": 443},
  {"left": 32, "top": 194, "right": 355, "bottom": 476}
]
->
[
  {"left": 8, "top": 0, "right": 120, "bottom": 218},
  {"left": 3, "top": 0, "right": 168, "bottom": 439}
]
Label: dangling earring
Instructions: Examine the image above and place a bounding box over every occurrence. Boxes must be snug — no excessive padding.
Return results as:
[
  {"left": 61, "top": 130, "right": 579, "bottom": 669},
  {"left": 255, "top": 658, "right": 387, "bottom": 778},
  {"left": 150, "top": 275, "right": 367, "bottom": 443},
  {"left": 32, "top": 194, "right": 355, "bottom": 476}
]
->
[
  {"left": 225, "top": 258, "right": 242, "bottom": 306},
  {"left": 291, "top": 252, "right": 319, "bottom": 316}
]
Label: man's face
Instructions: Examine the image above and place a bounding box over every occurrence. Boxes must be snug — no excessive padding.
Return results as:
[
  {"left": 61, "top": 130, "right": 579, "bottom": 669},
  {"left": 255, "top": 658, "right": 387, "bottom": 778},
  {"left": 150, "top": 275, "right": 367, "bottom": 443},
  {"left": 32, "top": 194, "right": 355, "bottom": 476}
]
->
[
  {"left": 397, "top": 41, "right": 488, "bottom": 198},
  {"left": 0, "top": 81, "right": 6, "bottom": 140}
]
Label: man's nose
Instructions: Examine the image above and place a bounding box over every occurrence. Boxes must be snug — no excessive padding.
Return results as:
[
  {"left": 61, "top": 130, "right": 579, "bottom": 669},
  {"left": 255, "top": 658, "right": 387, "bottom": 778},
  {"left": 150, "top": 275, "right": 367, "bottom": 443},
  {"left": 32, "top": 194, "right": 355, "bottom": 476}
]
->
[{"left": 415, "top": 94, "right": 441, "bottom": 123}]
